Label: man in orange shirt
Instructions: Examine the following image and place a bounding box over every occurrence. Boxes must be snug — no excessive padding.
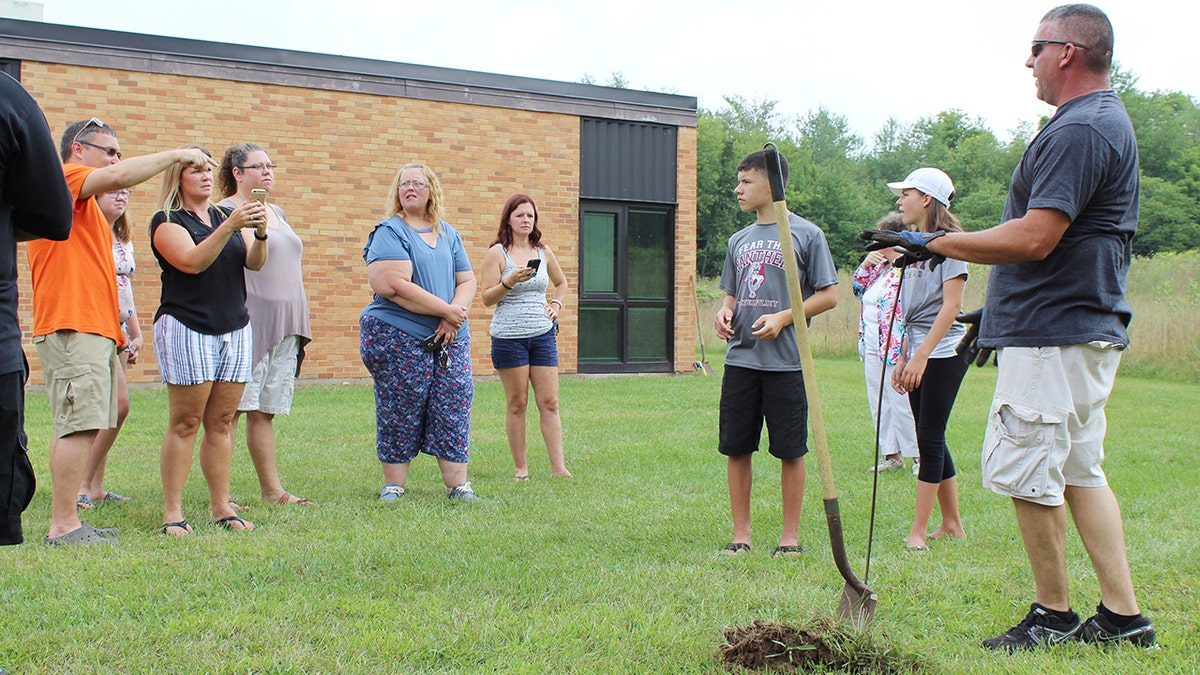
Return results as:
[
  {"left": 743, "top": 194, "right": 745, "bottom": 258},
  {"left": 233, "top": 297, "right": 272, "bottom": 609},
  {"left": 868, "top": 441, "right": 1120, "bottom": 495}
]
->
[{"left": 28, "top": 118, "right": 214, "bottom": 545}]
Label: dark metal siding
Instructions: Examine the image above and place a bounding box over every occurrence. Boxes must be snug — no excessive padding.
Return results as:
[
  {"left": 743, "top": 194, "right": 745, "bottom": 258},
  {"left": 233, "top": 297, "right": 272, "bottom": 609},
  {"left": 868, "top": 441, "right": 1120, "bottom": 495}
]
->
[
  {"left": 0, "top": 58, "right": 18, "bottom": 79},
  {"left": 580, "top": 118, "right": 677, "bottom": 204}
]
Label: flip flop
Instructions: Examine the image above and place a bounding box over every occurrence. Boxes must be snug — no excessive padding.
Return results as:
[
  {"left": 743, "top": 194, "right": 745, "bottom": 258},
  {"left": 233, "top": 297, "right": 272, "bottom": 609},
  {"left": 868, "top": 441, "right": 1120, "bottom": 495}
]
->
[
  {"left": 100, "top": 491, "right": 130, "bottom": 502},
  {"left": 903, "top": 545, "right": 929, "bottom": 553},
  {"left": 513, "top": 474, "right": 530, "bottom": 482},
  {"left": 275, "top": 492, "right": 317, "bottom": 506},
  {"left": 214, "top": 515, "right": 255, "bottom": 532},
  {"left": 76, "top": 494, "right": 95, "bottom": 510},
  {"left": 228, "top": 500, "right": 250, "bottom": 512},
  {"left": 160, "top": 520, "right": 193, "bottom": 537},
  {"left": 721, "top": 542, "right": 751, "bottom": 556}
]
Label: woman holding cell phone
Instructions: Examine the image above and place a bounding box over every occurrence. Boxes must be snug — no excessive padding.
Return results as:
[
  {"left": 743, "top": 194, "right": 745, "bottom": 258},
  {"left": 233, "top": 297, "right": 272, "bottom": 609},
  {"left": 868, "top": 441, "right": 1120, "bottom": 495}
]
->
[
  {"left": 217, "top": 143, "right": 315, "bottom": 509},
  {"left": 480, "top": 193, "right": 571, "bottom": 480},
  {"left": 150, "top": 145, "right": 268, "bottom": 535}
]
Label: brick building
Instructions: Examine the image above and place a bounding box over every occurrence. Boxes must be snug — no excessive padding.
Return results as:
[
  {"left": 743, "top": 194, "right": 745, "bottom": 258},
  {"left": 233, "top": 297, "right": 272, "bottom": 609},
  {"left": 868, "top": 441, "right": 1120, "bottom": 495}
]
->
[{"left": 0, "top": 19, "right": 698, "bottom": 385}]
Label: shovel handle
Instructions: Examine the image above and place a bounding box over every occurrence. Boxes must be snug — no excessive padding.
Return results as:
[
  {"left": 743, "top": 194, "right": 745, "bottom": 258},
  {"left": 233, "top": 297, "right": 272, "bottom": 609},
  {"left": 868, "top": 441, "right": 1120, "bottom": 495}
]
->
[
  {"left": 763, "top": 147, "right": 836, "bottom": 503},
  {"left": 764, "top": 144, "right": 871, "bottom": 600}
]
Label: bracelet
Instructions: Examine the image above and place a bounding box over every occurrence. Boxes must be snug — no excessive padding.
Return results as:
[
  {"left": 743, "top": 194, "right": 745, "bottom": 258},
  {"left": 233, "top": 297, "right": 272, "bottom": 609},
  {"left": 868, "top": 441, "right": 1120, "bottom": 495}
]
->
[
  {"left": 500, "top": 279, "right": 513, "bottom": 290},
  {"left": 254, "top": 231, "right": 268, "bottom": 241},
  {"left": 549, "top": 299, "right": 562, "bottom": 307}
]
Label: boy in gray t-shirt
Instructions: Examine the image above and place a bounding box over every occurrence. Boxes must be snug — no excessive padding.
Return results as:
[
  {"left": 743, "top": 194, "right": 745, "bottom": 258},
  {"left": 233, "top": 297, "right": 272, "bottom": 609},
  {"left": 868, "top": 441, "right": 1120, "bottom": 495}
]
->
[{"left": 713, "top": 150, "right": 839, "bottom": 557}]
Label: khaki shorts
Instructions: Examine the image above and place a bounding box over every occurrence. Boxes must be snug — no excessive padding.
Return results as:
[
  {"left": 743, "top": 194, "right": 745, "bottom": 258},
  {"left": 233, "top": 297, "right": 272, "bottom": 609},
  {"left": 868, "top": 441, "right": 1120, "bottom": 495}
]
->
[
  {"left": 238, "top": 335, "right": 299, "bottom": 415},
  {"left": 34, "top": 331, "right": 119, "bottom": 438},
  {"left": 981, "top": 344, "right": 1121, "bottom": 506}
]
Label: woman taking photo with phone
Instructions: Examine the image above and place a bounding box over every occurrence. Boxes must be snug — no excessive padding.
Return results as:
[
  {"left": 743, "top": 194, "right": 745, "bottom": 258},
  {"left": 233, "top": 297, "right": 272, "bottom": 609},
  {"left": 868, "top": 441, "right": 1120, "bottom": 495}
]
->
[
  {"left": 77, "top": 188, "right": 141, "bottom": 508},
  {"left": 480, "top": 194, "right": 570, "bottom": 481},
  {"left": 217, "top": 143, "right": 314, "bottom": 508},
  {"left": 150, "top": 145, "right": 269, "bottom": 535},
  {"left": 360, "top": 163, "right": 479, "bottom": 502},
  {"left": 886, "top": 167, "right": 970, "bottom": 553}
]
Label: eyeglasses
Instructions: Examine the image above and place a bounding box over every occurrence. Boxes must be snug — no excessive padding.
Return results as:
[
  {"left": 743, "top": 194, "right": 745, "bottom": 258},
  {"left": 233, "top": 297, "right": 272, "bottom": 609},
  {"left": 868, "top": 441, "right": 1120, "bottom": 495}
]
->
[
  {"left": 107, "top": 189, "right": 130, "bottom": 198},
  {"left": 399, "top": 180, "right": 429, "bottom": 190},
  {"left": 78, "top": 140, "right": 122, "bottom": 160},
  {"left": 1031, "top": 39, "right": 1090, "bottom": 57},
  {"left": 238, "top": 163, "right": 277, "bottom": 172}
]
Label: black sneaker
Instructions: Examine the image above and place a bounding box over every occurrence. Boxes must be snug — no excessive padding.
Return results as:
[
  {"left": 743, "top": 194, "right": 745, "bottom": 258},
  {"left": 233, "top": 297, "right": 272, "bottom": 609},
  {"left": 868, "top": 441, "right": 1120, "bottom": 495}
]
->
[
  {"left": 1080, "top": 611, "right": 1156, "bottom": 647},
  {"left": 982, "top": 603, "right": 1081, "bottom": 652}
]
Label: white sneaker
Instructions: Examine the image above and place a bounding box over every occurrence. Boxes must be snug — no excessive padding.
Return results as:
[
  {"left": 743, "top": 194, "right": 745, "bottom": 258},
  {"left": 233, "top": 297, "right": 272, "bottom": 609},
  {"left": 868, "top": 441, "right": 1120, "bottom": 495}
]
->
[
  {"left": 912, "top": 460, "right": 920, "bottom": 476},
  {"left": 868, "top": 457, "right": 905, "bottom": 473}
]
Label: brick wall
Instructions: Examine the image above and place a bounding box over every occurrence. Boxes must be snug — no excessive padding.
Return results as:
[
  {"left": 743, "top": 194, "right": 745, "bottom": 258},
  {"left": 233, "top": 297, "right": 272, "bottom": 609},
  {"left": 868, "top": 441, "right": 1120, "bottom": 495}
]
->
[{"left": 15, "top": 60, "right": 698, "bottom": 385}]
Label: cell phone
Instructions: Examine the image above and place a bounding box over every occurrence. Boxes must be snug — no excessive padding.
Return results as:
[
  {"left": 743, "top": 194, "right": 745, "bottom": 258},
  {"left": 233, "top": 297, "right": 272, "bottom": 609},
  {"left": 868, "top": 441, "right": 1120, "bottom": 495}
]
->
[
  {"left": 527, "top": 259, "right": 541, "bottom": 276},
  {"left": 250, "top": 188, "right": 267, "bottom": 204}
]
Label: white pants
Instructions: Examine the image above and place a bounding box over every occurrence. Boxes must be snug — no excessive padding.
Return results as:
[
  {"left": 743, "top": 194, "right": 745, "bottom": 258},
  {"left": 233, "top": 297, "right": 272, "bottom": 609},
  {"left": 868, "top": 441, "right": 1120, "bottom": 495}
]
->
[{"left": 864, "top": 351, "right": 918, "bottom": 458}]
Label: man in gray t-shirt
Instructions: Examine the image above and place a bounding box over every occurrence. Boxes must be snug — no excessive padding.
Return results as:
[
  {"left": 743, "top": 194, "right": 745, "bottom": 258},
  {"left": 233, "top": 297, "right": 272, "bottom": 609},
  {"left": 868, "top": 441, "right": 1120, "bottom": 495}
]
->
[
  {"left": 875, "top": 3, "right": 1154, "bottom": 652},
  {"left": 712, "top": 149, "right": 838, "bottom": 558}
]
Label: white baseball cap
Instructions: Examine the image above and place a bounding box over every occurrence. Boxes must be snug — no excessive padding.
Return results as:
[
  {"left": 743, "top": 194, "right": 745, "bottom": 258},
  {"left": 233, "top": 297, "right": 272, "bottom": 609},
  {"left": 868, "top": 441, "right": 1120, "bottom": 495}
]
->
[{"left": 887, "top": 168, "right": 955, "bottom": 207}]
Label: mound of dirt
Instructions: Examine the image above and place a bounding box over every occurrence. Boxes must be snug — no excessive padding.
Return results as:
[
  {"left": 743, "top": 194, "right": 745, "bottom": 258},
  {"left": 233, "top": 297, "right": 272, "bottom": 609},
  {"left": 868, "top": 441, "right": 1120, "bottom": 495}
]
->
[
  {"left": 719, "top": 619, "right": 839, "bottom": 672},
  {"left": 718, "top": 618, "right": 920, "bottom": 673}
]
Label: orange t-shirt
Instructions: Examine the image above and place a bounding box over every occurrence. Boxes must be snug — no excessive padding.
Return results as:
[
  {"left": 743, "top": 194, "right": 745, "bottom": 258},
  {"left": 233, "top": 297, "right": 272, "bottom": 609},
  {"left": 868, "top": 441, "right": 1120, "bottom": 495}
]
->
[{"left": 26, "top": 163, "right": 124, "bottom": 346}]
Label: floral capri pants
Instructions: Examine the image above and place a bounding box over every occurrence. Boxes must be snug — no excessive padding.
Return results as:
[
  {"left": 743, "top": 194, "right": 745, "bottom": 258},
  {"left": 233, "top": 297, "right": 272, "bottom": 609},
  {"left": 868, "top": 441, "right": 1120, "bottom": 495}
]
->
[{"left": 360, "top": 315, "right": 474, "bottom": 464}]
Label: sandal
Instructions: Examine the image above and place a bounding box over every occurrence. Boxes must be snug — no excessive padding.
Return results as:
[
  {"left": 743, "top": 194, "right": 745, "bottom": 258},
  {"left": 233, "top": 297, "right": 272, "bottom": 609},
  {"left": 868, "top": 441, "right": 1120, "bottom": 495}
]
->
[
  {"left": 76, "top": 494, "right": 95, "bottom": 510},
  {"left": 100, "top": 491, "right": 131, "bottom": 502},
  {"left": 771, "top": 545, "right": 805, "bottom": 558},
  {"left": 228, "top": 500, "right": 250, "bottom": 512},
  {"left": 513, "top": 474, "right": 530, "bottom": 482},
  {"left": 214, "top": 515, "right": 254, "bottom": 532},
  {"left": 160, "top": 520, "right": 193, "bottom": 537},
  {"left": 721, "top": 542, "right": 751, "bottom": 556},
  {"left": 275, "top": 492, "right": 317, "bottom": 506}
]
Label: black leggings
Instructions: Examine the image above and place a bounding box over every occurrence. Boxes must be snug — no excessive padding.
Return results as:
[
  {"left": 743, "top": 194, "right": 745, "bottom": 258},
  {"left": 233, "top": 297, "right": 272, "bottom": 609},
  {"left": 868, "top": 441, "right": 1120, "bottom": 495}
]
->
[{"left": 909, "top": 354, "right": 969, "bottom": 484}]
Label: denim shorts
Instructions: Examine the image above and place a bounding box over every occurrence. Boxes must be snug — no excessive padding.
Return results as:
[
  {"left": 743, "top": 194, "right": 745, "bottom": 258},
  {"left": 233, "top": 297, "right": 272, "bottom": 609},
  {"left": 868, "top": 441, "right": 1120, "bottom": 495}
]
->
[{"left": 490, "top": 326, "right": 558, "bottom": 369}]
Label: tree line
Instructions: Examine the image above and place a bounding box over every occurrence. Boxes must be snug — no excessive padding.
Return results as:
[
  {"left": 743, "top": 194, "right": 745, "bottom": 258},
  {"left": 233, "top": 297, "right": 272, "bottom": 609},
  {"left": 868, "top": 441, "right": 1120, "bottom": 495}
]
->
[{"left": 695, "top": 69, "right": 1200, "bottom": 277}]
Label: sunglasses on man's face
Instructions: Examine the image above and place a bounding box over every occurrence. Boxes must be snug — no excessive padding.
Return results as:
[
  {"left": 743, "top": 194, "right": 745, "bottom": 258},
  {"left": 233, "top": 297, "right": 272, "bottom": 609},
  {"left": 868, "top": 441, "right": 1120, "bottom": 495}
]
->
[{"left": 1030, "top": 39, "right": 1090, "bottom": 58}]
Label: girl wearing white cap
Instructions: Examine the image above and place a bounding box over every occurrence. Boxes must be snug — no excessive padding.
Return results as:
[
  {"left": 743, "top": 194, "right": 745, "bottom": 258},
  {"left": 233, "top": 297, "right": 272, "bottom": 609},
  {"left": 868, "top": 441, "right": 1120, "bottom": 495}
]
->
[{"left": 887, "top": 167, "right": 969, "bottom": 553}]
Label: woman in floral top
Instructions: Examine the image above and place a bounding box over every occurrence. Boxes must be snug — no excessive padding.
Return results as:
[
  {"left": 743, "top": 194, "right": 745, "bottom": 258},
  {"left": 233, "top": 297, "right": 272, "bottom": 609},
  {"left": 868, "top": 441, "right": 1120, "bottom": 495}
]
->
[
  {"left": 77, "top": 188, "right": 141, "bottom": 507},
  {"left": 853, "top": 213, "right": 918, "bottom": 475}
]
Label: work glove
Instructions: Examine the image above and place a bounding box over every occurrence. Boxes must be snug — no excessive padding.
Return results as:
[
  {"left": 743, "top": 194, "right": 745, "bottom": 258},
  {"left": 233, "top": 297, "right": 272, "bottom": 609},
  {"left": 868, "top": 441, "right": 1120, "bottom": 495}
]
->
[
  {"left": 955, "top": 308, "right": 994, "bottom": 367},
  {"left": 860, "top": 229, "right": 946, "bottom": 268}
]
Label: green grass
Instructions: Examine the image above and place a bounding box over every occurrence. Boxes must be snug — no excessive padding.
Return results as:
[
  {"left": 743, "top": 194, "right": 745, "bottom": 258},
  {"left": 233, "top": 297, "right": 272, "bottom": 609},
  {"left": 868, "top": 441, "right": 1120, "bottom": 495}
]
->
[{"left": 2, "top": 357, "right": 1196, "bottom": 673}]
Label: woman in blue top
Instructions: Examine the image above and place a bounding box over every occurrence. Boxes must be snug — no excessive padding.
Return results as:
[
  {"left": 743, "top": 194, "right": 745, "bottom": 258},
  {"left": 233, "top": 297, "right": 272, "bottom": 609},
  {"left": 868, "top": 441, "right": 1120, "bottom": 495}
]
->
[
  {"left": 479, "top": 194, "right": 570, "bottom": 481},
  {"left": 360, "top": 163, "right": 479, "bottom": 502}
]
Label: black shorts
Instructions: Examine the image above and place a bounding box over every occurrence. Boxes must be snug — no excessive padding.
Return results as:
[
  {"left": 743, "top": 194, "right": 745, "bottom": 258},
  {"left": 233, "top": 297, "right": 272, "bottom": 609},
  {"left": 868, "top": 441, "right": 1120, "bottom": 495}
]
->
[{"left": 718, "top": 365, "right": 809, "bottom": 460}]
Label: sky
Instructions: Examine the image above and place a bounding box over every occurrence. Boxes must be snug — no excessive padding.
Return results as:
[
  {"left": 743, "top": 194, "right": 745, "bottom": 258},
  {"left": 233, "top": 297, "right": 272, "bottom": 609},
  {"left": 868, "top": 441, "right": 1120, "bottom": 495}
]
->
[{"left": 28, "top": 0, "right": 1200, "bottom": 143}]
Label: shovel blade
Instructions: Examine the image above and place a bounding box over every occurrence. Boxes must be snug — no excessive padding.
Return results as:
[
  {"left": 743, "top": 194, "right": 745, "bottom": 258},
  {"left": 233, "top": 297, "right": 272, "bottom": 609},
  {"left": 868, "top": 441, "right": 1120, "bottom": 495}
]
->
[
  {"left": 837, "top": 583, "right": 878, "bottom": 629},
  {"left": 694, "top": 361, "right": 713, "bottom": 376}
]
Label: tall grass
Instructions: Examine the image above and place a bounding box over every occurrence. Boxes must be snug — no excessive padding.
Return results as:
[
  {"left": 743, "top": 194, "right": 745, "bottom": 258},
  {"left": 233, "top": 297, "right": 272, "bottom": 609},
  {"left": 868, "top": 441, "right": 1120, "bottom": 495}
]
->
[
  {"left": 695, "top": 251, "right": 1200, "bottom": 382},
  {"left": 2, "top": 359, "right": 1196, "bottom": 673}
]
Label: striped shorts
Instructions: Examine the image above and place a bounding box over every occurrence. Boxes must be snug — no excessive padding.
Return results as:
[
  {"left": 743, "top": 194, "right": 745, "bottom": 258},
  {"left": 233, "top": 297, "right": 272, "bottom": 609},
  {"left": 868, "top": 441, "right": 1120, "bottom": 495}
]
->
[{"left": 154, "top": 314, "right": 253, "bottom": 386}]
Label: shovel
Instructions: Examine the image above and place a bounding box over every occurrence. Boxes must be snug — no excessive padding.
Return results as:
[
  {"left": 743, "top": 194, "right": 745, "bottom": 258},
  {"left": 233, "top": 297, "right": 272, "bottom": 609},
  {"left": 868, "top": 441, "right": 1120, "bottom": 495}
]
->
[
  {"left": 763, "top": 143, "right": 877, "bottom": 628},
  {"left": 691, "top": 274, "right": 714, "bottom": 375}
]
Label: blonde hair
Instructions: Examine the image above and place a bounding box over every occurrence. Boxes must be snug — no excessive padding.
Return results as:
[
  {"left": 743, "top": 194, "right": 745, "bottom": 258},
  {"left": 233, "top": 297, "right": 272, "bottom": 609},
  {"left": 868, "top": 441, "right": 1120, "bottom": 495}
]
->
[
  {"left": 385, "top": 163, "right": 445, "bottom": 236},
  {"left": 157, "top": 145, "right": 212, "bottom": 215}
]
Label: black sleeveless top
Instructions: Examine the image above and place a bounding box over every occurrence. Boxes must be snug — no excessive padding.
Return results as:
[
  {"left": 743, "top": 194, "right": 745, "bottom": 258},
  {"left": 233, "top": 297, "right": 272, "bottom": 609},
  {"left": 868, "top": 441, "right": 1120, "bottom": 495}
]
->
[{"left": 150, "top": 205, "right": 249, "bottom": 335}]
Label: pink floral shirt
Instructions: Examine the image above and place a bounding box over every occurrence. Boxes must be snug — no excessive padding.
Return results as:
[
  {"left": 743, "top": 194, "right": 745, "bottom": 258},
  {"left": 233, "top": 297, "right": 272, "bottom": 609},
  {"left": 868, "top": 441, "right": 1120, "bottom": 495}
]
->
[{"left": 853, "top": 261, "right": 906, "bottom": 364}]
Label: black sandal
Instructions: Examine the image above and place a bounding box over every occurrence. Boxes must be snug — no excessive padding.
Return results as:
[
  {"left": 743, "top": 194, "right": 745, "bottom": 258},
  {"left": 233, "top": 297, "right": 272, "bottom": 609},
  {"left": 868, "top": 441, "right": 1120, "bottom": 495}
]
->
[
  {"left": 214, "top": 515, "right": 253, "bottom": 531},
  {"left": 160, "top": 520, "right": 192, "bottom": 536},
  {"left": 722, "top": 542, "right": 751, "bottom": 556}
]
